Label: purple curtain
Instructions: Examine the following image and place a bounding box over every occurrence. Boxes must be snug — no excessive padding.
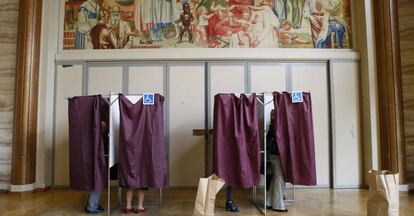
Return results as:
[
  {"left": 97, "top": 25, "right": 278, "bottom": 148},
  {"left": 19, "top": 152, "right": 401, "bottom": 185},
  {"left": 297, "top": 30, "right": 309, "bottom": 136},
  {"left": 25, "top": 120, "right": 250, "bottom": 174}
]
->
[
  {"left": 68, "top": 95, "right": 108, "bottom": 191},
  {"left": 273, "top": 92, "right": 317, "bottom": 186},
  {"left": 213, "top": 94, "right": 260, "bottom": 188},
  {"left": 118, "top": 94, "right": 167, "bottom": 188}
]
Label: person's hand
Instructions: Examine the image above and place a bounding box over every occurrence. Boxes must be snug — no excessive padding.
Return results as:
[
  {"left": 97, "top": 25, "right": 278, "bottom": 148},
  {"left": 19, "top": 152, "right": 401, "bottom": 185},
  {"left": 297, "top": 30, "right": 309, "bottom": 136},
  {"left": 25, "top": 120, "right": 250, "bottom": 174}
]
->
[{"left": 101, "top": 121, "right": 108, "bottom": 132}]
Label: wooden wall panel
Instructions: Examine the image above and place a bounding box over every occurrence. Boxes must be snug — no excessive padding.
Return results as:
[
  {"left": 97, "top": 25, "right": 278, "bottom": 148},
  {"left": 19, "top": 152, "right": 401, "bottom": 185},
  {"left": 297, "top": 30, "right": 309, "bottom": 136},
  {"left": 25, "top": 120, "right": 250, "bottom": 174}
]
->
[
  {"left": 0, "top": 0, "right": 19, "bottom": 190},
  {"left": 373, "top": 0, "right": 406, "bottom": 182},
  {"left": 398, "top": 0, "right": 414, "bottom": 183}
]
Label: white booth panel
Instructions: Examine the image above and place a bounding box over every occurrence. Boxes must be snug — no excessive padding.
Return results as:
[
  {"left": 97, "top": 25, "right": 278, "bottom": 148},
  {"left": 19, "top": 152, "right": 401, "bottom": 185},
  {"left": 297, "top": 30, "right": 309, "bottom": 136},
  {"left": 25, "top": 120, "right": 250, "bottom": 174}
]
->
[
  {"left": 291, "top": 64, "right": 330, "bottom": 186},
  {"left": 168, "top": 65, "right": 205, "bottom": 187},
  {"left": 88, "top": 66, "right": 123, "bottom": 95},
  {"left": 250, "top": 64, "right": 287, "bottom": 93},
  {"left": 210, "top": 64, "right": 246, "bottom": 94},
  {"left": 332, "top": 61, "right": 362, "bottom": 187},
  {"left": 129, "top": 65, "right": 164, "bottom": 94},
  {"left": 54, "top": 65, "right": 83, "bottom": 185},
  {"left": 209, "top": 64, "right": 246, "bottom": 116}
]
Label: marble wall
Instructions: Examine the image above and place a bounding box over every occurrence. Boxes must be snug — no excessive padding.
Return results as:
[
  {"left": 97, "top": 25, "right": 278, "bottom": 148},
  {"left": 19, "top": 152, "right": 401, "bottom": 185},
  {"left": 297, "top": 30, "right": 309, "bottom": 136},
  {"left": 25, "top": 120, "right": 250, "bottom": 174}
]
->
[
  {"left": 399, "top": 0, "right": 414, "bottom": 183},
  {"left": 0, "top": 0, "right": 19, "bottom": 190}
]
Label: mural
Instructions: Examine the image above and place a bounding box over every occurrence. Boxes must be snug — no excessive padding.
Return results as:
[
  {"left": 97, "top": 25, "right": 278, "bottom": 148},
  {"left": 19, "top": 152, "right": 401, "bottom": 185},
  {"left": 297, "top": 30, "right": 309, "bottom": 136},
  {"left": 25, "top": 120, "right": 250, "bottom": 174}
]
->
[{"left": 63, "top": 0, "right": 352, "bottom": 49}]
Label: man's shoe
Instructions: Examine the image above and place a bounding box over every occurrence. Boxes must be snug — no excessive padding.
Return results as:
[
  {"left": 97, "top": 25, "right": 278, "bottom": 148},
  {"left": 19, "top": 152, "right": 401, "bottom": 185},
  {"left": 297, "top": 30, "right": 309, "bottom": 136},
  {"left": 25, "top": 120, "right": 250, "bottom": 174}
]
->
[
  {"left": 271, "top": 208, "right": 288, "bottom": 212},
  {"left": 85, "top": 208, "right": 104, "bottom": 214},
  {"left": 226, "top": 201, "right": 240, "bottom": 212}
]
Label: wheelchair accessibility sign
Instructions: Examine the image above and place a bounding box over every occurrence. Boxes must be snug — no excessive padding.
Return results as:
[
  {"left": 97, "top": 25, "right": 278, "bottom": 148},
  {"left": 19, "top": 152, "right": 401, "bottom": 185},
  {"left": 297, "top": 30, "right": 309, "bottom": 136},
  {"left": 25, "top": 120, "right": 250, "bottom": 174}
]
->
[
  {"left": 143, "top": 93, "right": 155, "bottom": 105},
  {"left": 291, "top": 91, "right": 303, "bottom": 103}
]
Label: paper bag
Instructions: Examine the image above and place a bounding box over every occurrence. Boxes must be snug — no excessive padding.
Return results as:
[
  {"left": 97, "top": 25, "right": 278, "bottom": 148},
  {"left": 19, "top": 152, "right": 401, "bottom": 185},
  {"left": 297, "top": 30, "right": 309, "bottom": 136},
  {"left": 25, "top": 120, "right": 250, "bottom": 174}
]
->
[
  {"left": 367, "top": 170, "right": 399, "bottom": 216},
  {"left": 193, "top": 174, "right": 225, "bottom": 216}
]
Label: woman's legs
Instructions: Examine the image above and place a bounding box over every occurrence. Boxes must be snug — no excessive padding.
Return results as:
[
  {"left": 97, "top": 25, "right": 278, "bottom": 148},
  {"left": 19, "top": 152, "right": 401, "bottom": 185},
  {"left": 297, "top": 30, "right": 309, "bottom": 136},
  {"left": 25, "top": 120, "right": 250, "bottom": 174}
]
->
[
  {"left": 137, "top": 189, "right": 145, "bottom": 210},
  {"left": 126, "top": 188, "right": 134, "bottom": 210}
]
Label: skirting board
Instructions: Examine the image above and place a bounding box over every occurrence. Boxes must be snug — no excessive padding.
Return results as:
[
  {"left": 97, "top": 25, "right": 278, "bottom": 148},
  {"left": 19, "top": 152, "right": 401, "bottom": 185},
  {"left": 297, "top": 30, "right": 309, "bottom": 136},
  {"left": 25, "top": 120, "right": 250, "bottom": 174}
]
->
[{"left": 9, "top": 183, "right": 35, "bottom": 192}]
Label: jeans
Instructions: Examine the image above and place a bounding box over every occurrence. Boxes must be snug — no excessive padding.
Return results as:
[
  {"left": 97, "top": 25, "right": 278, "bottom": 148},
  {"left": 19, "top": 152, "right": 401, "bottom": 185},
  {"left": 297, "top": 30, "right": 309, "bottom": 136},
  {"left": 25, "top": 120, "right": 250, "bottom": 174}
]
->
[
  {"left": 87, "top": 191, "right": 101, "bottom": 211},
  {"left": 266, "top": 155, "right": 286, "bottom": 210}
]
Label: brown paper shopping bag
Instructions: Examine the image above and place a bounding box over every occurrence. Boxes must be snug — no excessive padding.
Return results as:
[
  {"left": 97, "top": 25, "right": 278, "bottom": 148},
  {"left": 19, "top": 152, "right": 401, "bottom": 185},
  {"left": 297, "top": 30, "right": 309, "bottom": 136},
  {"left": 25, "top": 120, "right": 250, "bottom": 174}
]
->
[
  {"left": 193, "top": 174, "right": 225, "bottom": 216},
  {"left": 367, "top": 170, "right": 399, "bottom": 216}
]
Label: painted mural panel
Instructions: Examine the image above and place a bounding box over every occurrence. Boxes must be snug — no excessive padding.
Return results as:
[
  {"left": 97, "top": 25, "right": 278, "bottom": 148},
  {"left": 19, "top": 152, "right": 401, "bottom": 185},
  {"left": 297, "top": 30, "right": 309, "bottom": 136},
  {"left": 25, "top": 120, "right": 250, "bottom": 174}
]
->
[{"left": 63, "top": 0, "right": 352, "bottom": 49}]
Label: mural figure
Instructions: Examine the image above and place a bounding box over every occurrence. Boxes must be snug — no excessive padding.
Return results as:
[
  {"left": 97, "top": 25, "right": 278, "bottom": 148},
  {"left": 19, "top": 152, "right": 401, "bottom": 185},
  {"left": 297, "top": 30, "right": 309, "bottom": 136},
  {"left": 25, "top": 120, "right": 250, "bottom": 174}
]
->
[
  {"left": 252, "top": 0, "right": 280, "bottom": 48},
  {"left": 111, "top": 5, "right": 133, "bottom": 48},
  {"left": 304, "top": 0, "right": 347, "bottom": 48},
  {"left": 64, "top": 0, "right": 352, "bottom": 49},
  {"left": 75, "top": 0, "right": 101, "bottom": 49},
  {"left": 290, "top": 0, "right": 305, "bottom": 29},
  {"left": 134, "top": 0, "right": 154, "bottom": 44},
  {"left": 90, "top": 7, "right": 134, "bottom": 49},
  {"left": 177, "top": 3, "right": 195, "bottom": 43},
  {"left": 278, "top": 20, "right": 309, "bottom": 45}
]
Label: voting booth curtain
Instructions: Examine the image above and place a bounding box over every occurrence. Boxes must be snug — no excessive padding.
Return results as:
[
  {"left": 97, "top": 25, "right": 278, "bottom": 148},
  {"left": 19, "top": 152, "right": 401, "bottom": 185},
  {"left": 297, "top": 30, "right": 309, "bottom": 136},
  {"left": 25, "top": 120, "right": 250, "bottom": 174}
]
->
[
  {"left": 118, "top": 94, "right": 167, "bottom": 188},
  {"left": 68, "top": 95, "right": 108, "bottom": 191},
  {"left": 213, "top": 93, "right": 261, "bottom": 189},
  {"left": 273, "top": 92, "right": 317, "bottom": 186}
]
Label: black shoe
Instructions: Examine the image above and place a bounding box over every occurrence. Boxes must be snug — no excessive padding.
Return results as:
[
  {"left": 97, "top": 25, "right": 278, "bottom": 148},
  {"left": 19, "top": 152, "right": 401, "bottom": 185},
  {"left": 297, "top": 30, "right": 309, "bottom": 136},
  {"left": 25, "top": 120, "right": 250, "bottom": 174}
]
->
[
  {"left": 85, "top": 207, "right": 104, "bottom": 214},
  {"left": 271, "top": 208, "right": 288, "bottom": 212},
  {"left": 226, "top": 201, "right": 240, "bottom": 212},
  {"left": 97, "top": 205, "right": 104, "bottom": 211}
]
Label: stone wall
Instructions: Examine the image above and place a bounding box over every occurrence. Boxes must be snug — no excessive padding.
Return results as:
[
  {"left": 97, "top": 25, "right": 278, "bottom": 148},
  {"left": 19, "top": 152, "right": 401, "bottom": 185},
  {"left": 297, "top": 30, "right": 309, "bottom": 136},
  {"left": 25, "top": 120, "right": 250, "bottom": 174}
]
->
[
  {"left": 399, "top": 0, "right": 414, "bottom": 183},
  {"left": 0, "top": 0, "right": 19, "bottom": 190}
]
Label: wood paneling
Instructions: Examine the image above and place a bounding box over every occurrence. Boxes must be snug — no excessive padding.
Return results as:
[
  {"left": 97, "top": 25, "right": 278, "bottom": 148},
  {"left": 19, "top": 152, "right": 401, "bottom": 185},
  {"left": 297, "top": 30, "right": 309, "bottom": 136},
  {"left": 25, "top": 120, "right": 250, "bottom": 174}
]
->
[
  {"left": 398, "top": 0, "right": 414, "bottom": 183},
  {"left": 0, "top": 0, "right": 19, "bottom": 190},
  {"left": 11, "top": 0, "right": 42, "bottom": 185},
  {"left": 373, "top": 0, "right": 406, "bottom": 182}
]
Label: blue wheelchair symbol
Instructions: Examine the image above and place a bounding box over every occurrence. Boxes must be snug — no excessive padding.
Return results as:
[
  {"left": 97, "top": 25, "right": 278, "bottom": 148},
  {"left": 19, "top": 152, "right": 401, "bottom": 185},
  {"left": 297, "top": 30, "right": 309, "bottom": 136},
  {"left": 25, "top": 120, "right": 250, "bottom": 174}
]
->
[
  {"left": 143, "top": 93, "right": 154, "bottom": 105},
  {"left": 292, "top": 91, "right": 303, "bottom": 103}
]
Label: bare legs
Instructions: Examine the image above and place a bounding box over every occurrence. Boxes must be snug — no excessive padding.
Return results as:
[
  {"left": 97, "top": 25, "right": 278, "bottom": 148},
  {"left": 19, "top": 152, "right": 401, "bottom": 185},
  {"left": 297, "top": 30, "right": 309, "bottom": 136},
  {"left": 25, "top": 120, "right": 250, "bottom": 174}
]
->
[{"left": 125, "top": 188, "right": 146, "bottom": 212}]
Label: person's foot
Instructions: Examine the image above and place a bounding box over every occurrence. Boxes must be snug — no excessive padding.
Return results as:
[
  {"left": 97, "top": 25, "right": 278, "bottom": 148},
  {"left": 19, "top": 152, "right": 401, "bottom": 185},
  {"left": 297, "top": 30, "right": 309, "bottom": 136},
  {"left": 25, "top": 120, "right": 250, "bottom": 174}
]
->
[
  {"left": 133, "top": 207, "right": 147, "bottom": 213},
  {"left": 226, "top": 201, "right": 239, "bottom": 212},
  {"left": 271, "top": 208, "right": 288, "bottom": 212},
  {"left": 85, "top": 208, "right": 104, "bottom": 214},
  {"left": 124, "top": 208, "right": 133, "bottom": 214}
]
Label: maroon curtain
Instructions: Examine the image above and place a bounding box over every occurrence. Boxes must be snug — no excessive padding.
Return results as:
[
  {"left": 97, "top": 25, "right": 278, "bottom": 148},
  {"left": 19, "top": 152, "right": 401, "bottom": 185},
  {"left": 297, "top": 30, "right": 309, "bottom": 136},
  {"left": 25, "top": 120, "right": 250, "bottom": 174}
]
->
[
  {"left": 118, "top": 94, "right": 167, "bottom": 188},
  {"left": 68, "top": 95, "right": 108, "bottom": 191},
  {"left": 273, "top": 92, "right": 317, "bottom": 186},
  {"left": 213, "top": 94, "right": 260, "bottom": 188}
]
